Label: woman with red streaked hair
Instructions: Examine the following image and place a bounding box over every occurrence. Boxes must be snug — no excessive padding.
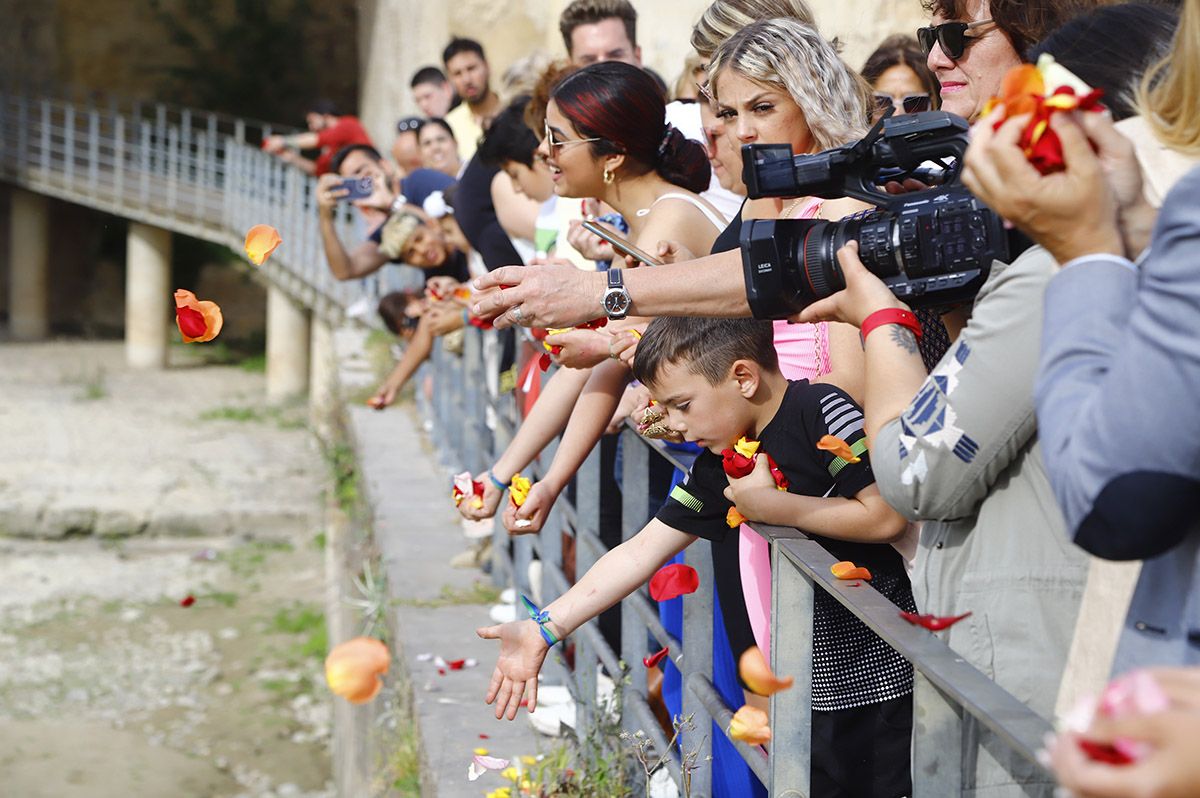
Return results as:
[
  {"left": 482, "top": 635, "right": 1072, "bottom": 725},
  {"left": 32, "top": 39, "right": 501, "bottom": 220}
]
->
[{"left": 542, "top": 61, "right": 728, "bottom": 265}]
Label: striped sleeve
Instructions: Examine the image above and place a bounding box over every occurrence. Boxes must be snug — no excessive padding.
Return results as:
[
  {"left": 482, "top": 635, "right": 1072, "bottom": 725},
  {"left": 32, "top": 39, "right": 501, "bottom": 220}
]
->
[
  {"left": 812, "top": 387, "right": 877, "bottom": 498},
  {"left": 654, "top": 452, "right": 733, "bottom": 542}
]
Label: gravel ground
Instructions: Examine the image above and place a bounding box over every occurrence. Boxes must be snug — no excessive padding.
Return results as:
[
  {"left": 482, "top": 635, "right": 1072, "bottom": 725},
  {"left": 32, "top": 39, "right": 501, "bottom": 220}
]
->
[{"left": 0, "top": 341, "right": 334, "bottom": 798}]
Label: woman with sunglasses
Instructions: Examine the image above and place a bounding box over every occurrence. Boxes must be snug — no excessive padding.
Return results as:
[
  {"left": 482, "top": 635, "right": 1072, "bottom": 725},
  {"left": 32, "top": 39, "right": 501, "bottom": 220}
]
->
[{"left": 861, "top": 34, "right": 939, "bottom": 122}]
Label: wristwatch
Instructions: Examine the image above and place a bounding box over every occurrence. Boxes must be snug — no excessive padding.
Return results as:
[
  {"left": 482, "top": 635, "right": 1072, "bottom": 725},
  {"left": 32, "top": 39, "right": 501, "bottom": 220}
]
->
[{"left": 602, "top": 269, "right": 632, "bottom": 320}]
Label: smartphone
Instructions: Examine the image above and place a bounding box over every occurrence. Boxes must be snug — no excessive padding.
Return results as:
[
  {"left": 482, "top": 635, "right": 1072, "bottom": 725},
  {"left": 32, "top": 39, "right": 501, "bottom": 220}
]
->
[
  {"left": 338, "top": 176, "right": 374, "bottom": 201},
  {"left": 581, "top": 219, "right": 663, "bottom": 266}
]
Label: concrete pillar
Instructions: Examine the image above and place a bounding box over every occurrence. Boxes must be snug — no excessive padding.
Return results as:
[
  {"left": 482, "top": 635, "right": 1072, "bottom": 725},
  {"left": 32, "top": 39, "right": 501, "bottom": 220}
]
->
[
  {"left": 266, "top": 284, "right": 310, "bottom": 402},
  {"left": 309, "top": 316, "right": 337, "bottom": 437},
  {"left": 8, "top": 189, "right": 50, "bottom": 340},
  {"left": 125, "top": 222, "right": 172, "bottom": 368}
]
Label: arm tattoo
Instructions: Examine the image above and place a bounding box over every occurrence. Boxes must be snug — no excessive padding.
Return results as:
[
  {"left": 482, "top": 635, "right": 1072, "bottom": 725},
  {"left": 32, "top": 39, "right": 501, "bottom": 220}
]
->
[{"left": 889, "top": 325, "right": 919, "bottom": 355}]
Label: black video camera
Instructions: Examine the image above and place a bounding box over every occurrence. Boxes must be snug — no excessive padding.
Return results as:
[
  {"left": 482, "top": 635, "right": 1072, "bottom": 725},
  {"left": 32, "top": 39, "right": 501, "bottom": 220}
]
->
[{"left": 739, "top": 111, "right": 1011, "bottom": 318}]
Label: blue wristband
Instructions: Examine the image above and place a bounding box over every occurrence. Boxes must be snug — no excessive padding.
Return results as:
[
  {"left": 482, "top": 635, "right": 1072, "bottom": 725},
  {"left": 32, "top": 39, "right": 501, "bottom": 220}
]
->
[
  {"left": 520, "top": 594, "right": 560, "bottom": 647},
  {"left": 487, "top": 469, "right": 508, "bottom": 492}
]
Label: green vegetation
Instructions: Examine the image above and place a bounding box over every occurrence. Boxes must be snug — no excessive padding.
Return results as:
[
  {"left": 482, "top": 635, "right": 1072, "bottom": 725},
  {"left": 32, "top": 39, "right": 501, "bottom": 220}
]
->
[
  {"left": 63, "top": 365, "right": 108, "bottom": 401},
  {"left": 270, "top": 603, "right": 327, "bottom": 661},
  {"left": 397, "top": 581, "right": 503, "bottom": 609},
  {"left": 221, "top": 540, "right": 294, "bottom": 579},
  {"left": 199, "top": 403, "right": 307, "bottom": 430},
  {"left": 323, "top": 442, "right": 360, "bottom": 517}
]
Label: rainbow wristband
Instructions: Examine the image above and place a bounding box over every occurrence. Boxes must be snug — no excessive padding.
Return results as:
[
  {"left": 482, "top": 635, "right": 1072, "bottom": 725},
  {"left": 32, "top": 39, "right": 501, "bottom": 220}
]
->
[
  {"left": 487, "top": 469, "right": 508, "bottom": 492},
  {"left": 520, "top": 594, "right": 561, "bottom": 647}
]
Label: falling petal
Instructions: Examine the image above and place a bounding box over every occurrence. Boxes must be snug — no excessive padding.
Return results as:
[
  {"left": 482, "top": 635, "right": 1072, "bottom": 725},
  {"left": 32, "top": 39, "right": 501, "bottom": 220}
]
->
[
  {"left": 180, "top": 595, "right": 196, "bottom": 607},
  {"left": 447, "top": 659, "right": 467, "bottom": 670},
  {"left": 726, "top": 506, "right": 748, "bottom": 528},
  {"left": 520, "top": 755, "right": 539, "bottom": 766},
  {"left": 173, "top": 289, "right": 224, "bottom": 343},
  {"left": 468, "top": 754, "right": 511, "bottom": 781},
  {"left": 899, "top": 610, "right": 972, "bottom": 631},
  {"left": 325, "top": 637, "right": 390, "bottom": 704},
  {"left": 643, "top": 646, "right": 669, "bottom": 668},
  {"left": 817, "top": 434, "right": 860, "bottom": 463},
  {"left": 648, "top": 563, "right": 699, "bottom": 602},
  {"left": 538, "top": 352, "right": 552, "bottom": 372},
  {"left": 738, "top": 646, "right": 794, "bottom": 696},
  {"left": 728, "top": 705, "right": 772, "bottom": 745},
  {"left": 244, "top": 224, "right": 282, "bottom": 265},
  {"left": 474, "top": 747, "right": 490, "bottom": 756},
  {"left": 1077, "top": 739, "right": 1134, "bottom": 766},
  {"left": 830, "top": 561, "right": 873, "bottom": 581},
  {"left": 478, "top": 733, "right": 490, "bottom": 739}
]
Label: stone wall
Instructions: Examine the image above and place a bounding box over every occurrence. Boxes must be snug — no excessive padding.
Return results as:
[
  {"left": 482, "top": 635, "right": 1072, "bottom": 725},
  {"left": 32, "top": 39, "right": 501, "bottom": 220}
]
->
[{"left": 356, "top": 0, "right": 929, "bottom": 146}]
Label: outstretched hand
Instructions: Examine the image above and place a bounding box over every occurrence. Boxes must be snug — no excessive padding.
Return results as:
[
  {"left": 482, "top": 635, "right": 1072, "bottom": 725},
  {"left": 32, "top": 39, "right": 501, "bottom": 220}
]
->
[
  {"left": 472, "top": 266, "right": 606, "bottom": 330},
  {"left": 476, "top": 620, "right": 549, "bottom": 719},
  {"left": 503, "top": 481, "right": 560, "bottom": 535},
  {"left": 458, "top": 473, "right": 504, "bottom": 521}
]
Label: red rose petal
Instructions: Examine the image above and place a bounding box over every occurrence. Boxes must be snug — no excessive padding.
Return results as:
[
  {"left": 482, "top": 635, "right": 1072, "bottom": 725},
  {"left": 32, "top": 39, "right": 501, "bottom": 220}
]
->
[
  {"left": 176, "top": 305, "right": 207, "bottom": 339},
  {"left": 180, "top": 595, "right": 196, "bottom": 607},
  {"left": 447, "top": 659, "right": 466, "bottom": 670},
  {"left": 538, "top": 353, "right": 552, "bottom": 372},
  {"left": 899, "top": 610, "right": 972, "bottom": 631},
  {"left": 721, "top": 450, "right": 757, "bottom": 478},
  {"left": 1078, "top": 739, "right": 1134, "bottom": 766},
  {"left": 649, "top": 563, "right": 699, "bottom": 602},
  {"left": 642, "top": 646, "right": 669, "bottom": 668}
]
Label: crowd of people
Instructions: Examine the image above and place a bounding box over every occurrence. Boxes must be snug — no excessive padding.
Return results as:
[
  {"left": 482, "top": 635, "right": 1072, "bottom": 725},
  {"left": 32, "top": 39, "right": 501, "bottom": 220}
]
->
[{"left": 265, "top": 0, "right": 1200, "bottom": 794}]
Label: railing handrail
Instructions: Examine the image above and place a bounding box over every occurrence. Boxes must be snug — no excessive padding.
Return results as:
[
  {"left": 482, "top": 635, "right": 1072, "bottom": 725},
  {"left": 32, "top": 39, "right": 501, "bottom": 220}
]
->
[
  {"left": 423, "top": 325, "right": 1058, "bottom": 796},
  {"left": 0, "top": 85, "right": 409, "bottom": 325}
]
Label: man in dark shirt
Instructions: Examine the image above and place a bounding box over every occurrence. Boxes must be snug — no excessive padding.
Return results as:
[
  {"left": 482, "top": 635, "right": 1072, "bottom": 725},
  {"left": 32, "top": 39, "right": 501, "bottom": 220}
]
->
[{"left": 478, "top": 317, "right": 914, "bottom": 796}]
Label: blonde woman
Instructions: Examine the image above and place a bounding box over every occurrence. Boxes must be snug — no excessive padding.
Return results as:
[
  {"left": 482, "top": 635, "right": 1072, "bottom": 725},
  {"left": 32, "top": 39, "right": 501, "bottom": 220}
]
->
[{"left": 962, "top": 1, "right": 1200, "bottom": 791}]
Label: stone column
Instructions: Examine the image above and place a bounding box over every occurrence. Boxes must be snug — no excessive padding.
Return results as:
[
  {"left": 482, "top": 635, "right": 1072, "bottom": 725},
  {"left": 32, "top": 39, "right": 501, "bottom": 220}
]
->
[
  {"left": 308, "top": 316, "right": 337, "bottom": 436},
  {"left": 125, "top": 222, "right": 172, "bottom": 368},
  {"left": 8, "top": 189, "right": 50, "bottom": 340},
  {"left": 266, "top": 284, "right": 310, "bottom": 402}
]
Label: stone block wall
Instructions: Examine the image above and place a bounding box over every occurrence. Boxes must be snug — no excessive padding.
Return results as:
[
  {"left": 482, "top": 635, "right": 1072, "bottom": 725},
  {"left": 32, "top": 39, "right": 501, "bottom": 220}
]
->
[{"left": 356, "top": 0, "right": 930, "bottom": 147}]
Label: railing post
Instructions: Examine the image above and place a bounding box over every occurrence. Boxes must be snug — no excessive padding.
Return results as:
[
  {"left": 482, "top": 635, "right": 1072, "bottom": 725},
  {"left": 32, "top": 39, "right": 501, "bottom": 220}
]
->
[
  {"left": 87, "top": 105, "right": 100, "bottom": 198},
  {"left": 38, "top": 100, "right": 50, "bottom": 177},
  {"left": 573, "top": 444, "right": 603, "bottom": 733},
  {"left": 911, "top": 674, "right": 965, "bottom": 797},
  {"left": 682, "top": 518, "right": 715, "bottom": 797},
  {"left": 166, "top": 126, "right": 179, "bottom": 213},
  {"left": 769, "top": 540, "right": 814, "bottom": 797},
  {"left": 620, "top": 428, "right": 650, "bottom": 708},
  {"left": 139, "top": 121, "right": 151, "bottom": 207},
  {"left": 113, "top": 116, "right": 125, "bottom": 203},
  {"left": 65, "top": 103, "right": 76, "bottom": 186}
]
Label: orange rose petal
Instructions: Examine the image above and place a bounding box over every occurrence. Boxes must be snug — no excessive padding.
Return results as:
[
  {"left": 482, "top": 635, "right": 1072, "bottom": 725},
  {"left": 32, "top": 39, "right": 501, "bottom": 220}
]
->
[
  {"left": 831, "top": 561, "right": 873, "bottom": 581},
  {"left": 244, "top": 224, "right": 282, "bottom": 265},
  {"left": 1000, "top": 64, "right": 1044, "bottom": 105},
  {"left": 816, "top": 434, "right": 860, "bottom": 463},
  {"left": 325, "top": 637, "right": 390, "bottom": 704},
  {"left": 728, "top": 705, "right": 772, "bottom": 746},
  {"left": 726, "top": 506, "right": 747, "bottom": 528},
  {"left": 738, "top": 646, "right": 794, "bottom": 696},
  {"left": 174, "top": 289, "right": 224, "bottom": 343}
]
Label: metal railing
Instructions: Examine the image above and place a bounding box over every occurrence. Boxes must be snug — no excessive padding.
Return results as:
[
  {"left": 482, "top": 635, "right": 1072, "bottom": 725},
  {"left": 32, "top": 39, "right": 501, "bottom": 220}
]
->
[
  {"left": 423, "top": 324, "right": 1056, "bottom": 797},
  {"left": 0, "top": 84, "right": 401, "bottom": 324}
]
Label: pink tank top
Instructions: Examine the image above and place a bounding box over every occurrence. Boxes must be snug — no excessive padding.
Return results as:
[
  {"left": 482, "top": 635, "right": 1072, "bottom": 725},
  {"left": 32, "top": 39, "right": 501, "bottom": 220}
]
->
[{"left": 771, "top": 197, "right": 831, "bottom": 380}]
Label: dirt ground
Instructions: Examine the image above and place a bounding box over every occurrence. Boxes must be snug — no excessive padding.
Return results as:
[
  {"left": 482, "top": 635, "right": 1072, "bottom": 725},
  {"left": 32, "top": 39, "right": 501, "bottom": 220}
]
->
[{"left": 0, "top": 341, "right": 334, "bottom": 798}]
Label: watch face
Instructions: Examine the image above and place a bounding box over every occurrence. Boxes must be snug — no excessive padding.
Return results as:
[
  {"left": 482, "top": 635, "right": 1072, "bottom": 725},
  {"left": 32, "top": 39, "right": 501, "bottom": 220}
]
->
[{"left": 603, "top": 290, "right": 630, "bottom": 315}]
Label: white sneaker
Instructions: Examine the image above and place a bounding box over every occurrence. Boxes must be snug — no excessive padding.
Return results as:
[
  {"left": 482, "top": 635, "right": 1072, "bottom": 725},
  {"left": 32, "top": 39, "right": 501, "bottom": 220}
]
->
[
  {"left": 499, "top": 588, "right": 516, "bottom": 604},
  {"left": 461, "top": 518, "right": 493, "bottom": 541}
]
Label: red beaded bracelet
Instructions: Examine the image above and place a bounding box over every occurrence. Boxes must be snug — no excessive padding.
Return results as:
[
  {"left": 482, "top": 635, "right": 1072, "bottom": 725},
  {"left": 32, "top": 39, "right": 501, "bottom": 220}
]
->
[{"left": 861, "top": 308, "right": 922, "bottom": 343}]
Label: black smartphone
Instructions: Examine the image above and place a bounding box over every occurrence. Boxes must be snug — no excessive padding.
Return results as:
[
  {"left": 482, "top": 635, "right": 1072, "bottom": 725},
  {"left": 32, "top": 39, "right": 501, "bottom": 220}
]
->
[
  {"left": 581, "top": 219, "right": 663, "bottom": 266},
  {"left": 339, "top": 176, "right": 374, "bottom": 201}
]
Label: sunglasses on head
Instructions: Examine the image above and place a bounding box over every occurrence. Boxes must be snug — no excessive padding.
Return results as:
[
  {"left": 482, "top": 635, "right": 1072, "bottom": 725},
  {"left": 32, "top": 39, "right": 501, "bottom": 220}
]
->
[
  {"left": 873, "top": 93, "right": 932, "bottom": 116},
  {"left": 917, "top": 18, "right": 995, "bottom": 60}
]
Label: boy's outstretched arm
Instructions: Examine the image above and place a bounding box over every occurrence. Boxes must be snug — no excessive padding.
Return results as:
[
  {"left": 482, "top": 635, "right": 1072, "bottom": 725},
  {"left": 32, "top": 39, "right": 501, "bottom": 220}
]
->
[
  {"left": 476, "top": 519, "right": 694, "bottom": 719},
  {"left": 725, "top": 458, "right": 906, "bottom": 543}
]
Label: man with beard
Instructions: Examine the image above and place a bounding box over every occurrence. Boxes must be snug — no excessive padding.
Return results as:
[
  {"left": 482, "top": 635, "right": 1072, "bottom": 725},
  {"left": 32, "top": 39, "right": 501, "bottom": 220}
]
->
[{"left": 442, "top": 38, "right": 500, "bottom": 162}]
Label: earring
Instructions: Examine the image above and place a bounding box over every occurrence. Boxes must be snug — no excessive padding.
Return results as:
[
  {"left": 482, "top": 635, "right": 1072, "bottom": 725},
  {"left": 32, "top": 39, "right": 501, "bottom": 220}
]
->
[{"left": 602, "top": 168, "right": 614, "bottom": 185}]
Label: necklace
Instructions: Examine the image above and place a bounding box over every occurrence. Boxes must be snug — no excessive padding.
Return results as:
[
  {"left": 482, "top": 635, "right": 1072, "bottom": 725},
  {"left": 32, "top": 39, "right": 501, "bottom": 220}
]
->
[{"left": 781, "top": 198, "right": 805, "bottom": 218}]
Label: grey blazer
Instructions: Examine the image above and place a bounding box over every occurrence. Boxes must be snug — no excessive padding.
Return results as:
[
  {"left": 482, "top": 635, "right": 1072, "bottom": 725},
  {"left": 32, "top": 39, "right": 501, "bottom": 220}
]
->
[{"left": 1037, "top": 164, "right": 1200, "bottom": 672}]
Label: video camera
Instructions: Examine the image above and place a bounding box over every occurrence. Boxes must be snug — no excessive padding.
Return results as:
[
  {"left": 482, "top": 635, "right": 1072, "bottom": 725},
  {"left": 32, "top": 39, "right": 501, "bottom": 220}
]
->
[{"left": 739, "top": 111, "right": 1012, "bottom": 318}]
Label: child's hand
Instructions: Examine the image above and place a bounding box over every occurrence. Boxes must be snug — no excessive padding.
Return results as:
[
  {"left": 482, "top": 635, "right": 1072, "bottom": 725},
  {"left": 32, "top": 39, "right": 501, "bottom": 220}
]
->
[
  {"left": 476, "top": 620, "right": 549, "bottom": 719},
  {"left": 608, "top": 383, "right": 650, "bottom": 435},
  {"left": 548, "top": 329, "right": 612, "bottom": 370},
  {"left": 369, "top": 378, "right": 401, "bottom": 410},
  {"left": 608, "top": 331, "right": 639, "bottom": 368},
  {"left": 723, "top": 456, "right": 779, "bottom": 521},
  {"left": 457, "top": 472, "right": 504, "bottom": 521},
  {"left": 503, "top": 481, "right": 560, "bottom": 535}
]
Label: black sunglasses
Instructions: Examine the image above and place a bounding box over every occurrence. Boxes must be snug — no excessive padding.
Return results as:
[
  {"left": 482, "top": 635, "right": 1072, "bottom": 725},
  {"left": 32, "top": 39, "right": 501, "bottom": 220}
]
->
[
  {"left": 916, "top": 19, "right": 995, "bottom": 60},
  {"left": 873, "top": 93, "right": 932, "bottom": 115}
]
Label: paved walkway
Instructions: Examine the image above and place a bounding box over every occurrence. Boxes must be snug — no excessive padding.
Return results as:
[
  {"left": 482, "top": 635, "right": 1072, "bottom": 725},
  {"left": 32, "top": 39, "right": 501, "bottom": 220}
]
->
[{"left": 338, "top": 329, "right": 566, "bottom": 798}]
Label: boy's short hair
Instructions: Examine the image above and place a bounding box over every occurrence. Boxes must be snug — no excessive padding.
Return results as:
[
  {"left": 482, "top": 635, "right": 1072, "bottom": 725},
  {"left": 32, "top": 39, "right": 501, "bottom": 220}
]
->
[
  {"left": 632, "top": 317, "right": 779, "bottom": 387},
  {"left": 559, "top": 0, "right": 638, "bottom": 53},
  {"left": 443, "top": 37, "right": 486, "bottom": 66},
  {"left": 410, "top": 66, "right": 448, "bottom": 89}
]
